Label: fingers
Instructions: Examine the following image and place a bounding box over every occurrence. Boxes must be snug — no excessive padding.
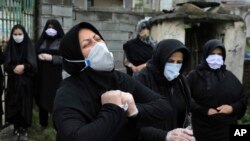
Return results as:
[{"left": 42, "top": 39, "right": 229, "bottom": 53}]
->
[
  {"left": 216, "top": 105, "right": 233, "bottom": 114},
  {"left": 38, "top": 53, "right": 52, "bottom": 61},
  {"left": 167, "top": 128, "right": 196, "bottom": 141},
  {"left": 101, "top": 90, "right": 123, "bottom": 106},
  {"left": 208, "top": 108, "right": 218, "bottom": 115},
  {"left": 38, "top": 54, "right": 44, "bottom": 60}
]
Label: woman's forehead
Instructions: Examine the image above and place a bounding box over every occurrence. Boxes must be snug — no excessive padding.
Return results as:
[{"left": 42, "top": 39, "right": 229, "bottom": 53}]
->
[
  {"left": 13, "top": 28, "right": 23, "bottom": 33},
  {"left": 79, "top": 29, "right": 95, "bottom": 38}
]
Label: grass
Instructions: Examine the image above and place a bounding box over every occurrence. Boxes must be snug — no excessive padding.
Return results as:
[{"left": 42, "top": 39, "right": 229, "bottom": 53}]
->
[
  {"left": 28, "top": 106, "right": 56, "bottom": 141},
  {"left": 238, "top": 106, "right": 250, "bottom": 125}
]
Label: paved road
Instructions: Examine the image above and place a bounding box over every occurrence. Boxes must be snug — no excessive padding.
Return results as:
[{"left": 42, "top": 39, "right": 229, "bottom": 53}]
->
[{"left": 0, "top": 125, "right": 13, "bottom": 141}]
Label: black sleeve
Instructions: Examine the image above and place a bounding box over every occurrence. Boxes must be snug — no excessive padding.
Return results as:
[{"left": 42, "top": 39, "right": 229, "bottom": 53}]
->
[
  {"left": 53, "top": 87, "right": 128, "bottom": 141},
  {"left": 186, "top": 71, "right": 209, "bottom": 116},
  {"left": 4, "top": 63, "right": 15, "bottom": 74},
  {"left": 123, "top": 42, "right": 132, "bottom": 63},
  {"left": 52, "top": 55, "right": 62, "bottom": 65},
  {"left": 139, "top": 127, "right": 167, "bottom": 141},
  {"left": 229, "top": 72, "right": 248, "bottom": 119},
  {"left": 231, "top": 87, "right": 248, "bottom": 119},
  {"left": 128, "top": 76, "right": 172, "bottom": 124}
]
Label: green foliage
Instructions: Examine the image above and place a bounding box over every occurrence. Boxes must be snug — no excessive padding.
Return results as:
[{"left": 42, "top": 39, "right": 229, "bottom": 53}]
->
[
  {"left": 238, "top": 106, "right": 250, "bottom": 124},
  {"left": 28, "top": 106, "right": 56, "bottom": 141}
]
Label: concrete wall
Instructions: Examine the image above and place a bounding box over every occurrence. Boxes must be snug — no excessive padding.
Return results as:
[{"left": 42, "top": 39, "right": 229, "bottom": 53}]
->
[
  {"left": 73, "top": 9, "right": 145, "bottom": 71},
  {"left": 38, "top": 0, "right": 154, "bottom": 72},
  {"left": 151, "top": 20, "right": 185, "bottom": 43},
  {"left": 223, "top": 21, "right": 246, "bottom": 81},
  {"left": 38, "top": 0, "right": 73, "bottom": 35},
  {"left": 151, "top": 20, "right": 246, "bottom": 81},
  {"left": 94, "top": 0, "right": 123, "bottom": 7}
]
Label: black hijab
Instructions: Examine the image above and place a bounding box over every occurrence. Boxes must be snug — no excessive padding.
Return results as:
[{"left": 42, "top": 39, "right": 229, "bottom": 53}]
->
[
  {"left": 147, "top": 39, "right": 190, "bottom": 83},
  {"left": 198, "top": 39, "right": 226, "bottom": 70},
  {"left": 196, "top": 39, "right": 227, "bottom": 87},
  {"left": 4, "top": 24, "right": 37, "bottom": 72},
  {"left": 36, "top": 19, "right": 65, "bottom": 48},
  {"left": 59, "top": 22, "right": 104, "bottom": 75}
]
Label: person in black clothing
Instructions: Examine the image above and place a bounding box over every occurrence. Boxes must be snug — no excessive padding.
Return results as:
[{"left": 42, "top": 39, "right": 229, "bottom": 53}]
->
[
  {"left": 134, "top": 39, "right": 195, "bottom": 141},
  {"left": 187, "top": 39, "right": 247, "bottom": 141},
  {"left": 0, "top": 50, "right": 4, "bottom": 127},
  {"left": 35, "top": 19, "right": 64, "bottom": 128},
  {"left": 123, "top": 18, "right": 157, "bottom": 76},
  {"left": 4, "top": 24, "right": 37, "bottom": 141},
  {"left": 52, "top": 22, "right": 172, "bottom": 141}
]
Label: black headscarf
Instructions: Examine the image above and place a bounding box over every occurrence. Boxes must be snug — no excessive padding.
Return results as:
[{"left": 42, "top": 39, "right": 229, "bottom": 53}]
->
[
  {"left": 4, "top": 24, "right": 37, "bottom": 72},
  {"left": 36, "top": 19, "right": 65, "bottom": 48},
  {"left": 147, "top": 39, "right": 190, "bottom": 83},
  {"left": 59, "top": 22, "right": 104, "bottom": 75},
  {"left": 198, "top": 39, "right": 226, "bottom": 70},
  {"left": 196, "top": 39, "right": 227, "bottom": 87}
]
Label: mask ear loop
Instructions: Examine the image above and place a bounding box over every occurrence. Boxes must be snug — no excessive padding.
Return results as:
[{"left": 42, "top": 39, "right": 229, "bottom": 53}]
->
[
  {"left": 64, "top": 58, "right": 90, "bottom": 72},
  {"left": 80, "top": 60, "right": 91, "bottom": 72}
]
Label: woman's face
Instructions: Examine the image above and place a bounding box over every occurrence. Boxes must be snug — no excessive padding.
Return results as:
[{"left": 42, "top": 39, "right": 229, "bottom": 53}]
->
[
  {"left": 13, "top": 28, "right": 24, "bottom": 36},
  {"left": 167, "top": 51, "right": 183, "bottom": 64},
  {"left": 139, "top": 28, "right": 149, "bottom": 38},
  {"left": 210, "top": 47, "right": 223, "bottom": 56},
  {"left": 78, "top": 28, "right": 104, "bottom": 58},
  {"left": 47, "top": 24, "right": 54, "bottom": 29}
]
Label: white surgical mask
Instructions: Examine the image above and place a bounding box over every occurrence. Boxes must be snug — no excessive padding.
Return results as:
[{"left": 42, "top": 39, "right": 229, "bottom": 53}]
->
[
  {"left": 65, "top": 42, "right": 114, "bottom": 71},
  {"left": 86, "top": 42, "right": 114, "bottom": 71},
  {"left": 164, "top": 63, "right": 182, "bottom": 81},
  {"left": 13, "top": 35, "right": 24, "bottom": 43},
  {"left": 45, "top": 28, "right": 57, "bottom": 37},
  {"left": 206, "top": 54, "right": 224, "bottom": 70}
]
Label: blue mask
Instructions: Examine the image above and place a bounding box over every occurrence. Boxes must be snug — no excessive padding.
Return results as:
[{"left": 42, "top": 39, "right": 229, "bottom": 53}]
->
[{"left": 164, "top": 63, "right": 182, "bottom": 81}]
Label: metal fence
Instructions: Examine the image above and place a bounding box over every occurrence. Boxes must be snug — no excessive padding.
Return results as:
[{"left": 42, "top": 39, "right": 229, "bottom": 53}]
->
[
  {"left": 0, "top": 0, "right": 35, "bottom": 129},
  {"left": 0, "top": 0, "right": 35, "bottom": 45}
]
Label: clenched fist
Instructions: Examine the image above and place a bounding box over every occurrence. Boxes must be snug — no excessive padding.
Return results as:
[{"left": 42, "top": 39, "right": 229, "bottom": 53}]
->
[{"left": 120, "top": 92, "right": 138, "bottom": 117}]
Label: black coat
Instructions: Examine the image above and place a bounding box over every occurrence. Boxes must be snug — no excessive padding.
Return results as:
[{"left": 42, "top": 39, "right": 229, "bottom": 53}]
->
[
  {"left": 36, "top": 39, "right": 63, "bottom": 112},
  {"left": 35, "top": 19, "right": 64, "bottom": 112},
  {"left": 134, "top": 39, "right": 191, "bottom": 141},
  {"left": 53, "top": 22, "right": 172, "bottom": 141},
  {"left": 53, "top": 69, "right": 172, "bottom": 141},
  {"left": 4, "top": 24, "right": 37, "bottom": 126},
  {"left": 187, "top": 39, "right": 247, "bottom": 141}
]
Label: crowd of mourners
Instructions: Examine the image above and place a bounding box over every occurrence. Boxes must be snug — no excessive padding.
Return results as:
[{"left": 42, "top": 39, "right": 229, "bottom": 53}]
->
[{"left": 0, "top": 18, "right": 247, "bottom": 141}]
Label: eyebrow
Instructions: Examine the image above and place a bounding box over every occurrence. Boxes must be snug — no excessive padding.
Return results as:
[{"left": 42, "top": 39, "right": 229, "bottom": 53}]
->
[{"left": 81, "top": 34, "right": 97, "bottom": 42}]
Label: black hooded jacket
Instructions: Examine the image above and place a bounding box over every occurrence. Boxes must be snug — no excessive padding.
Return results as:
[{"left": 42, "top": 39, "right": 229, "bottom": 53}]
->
[
  {"left": 52, "top": 22, "right": 172, "bottom": 141},
  {"left": 4, "top": 24, "right": 37, "bottom": 126},
  {"left": 187, "top": 39, "right": 247, "bottom": 141},
  {"left": 134, "top": 39, "right": 192, "bottom": 141},
  {"left": 35, "top": 19, "right": 64, "bottom": 112}
]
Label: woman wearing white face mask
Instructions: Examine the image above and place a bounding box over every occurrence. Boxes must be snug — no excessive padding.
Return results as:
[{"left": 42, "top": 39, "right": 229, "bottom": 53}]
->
[
  {"left": 187, "top": 39, "right": 247, "bottom": 141},
  {"left": 4, "top": 24, "right": 37, "bottom": 141},
  {"left": 134, "top": 39, "right": 195, "bottom": 141},
  {"left": 35, "top": 19, "right": 65, "bottom": 128},
  {"left": 52, "top": 22, "right": 173, "bottom": 141}
]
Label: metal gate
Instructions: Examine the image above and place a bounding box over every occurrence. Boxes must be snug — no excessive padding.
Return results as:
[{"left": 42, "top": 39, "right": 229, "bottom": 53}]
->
[{"left": 0, "top": 0, "right": 35, "bottom": 129}]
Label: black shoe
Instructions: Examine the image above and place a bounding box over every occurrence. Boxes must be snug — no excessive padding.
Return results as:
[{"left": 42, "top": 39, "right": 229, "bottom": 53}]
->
[
  {"left": 19, "top": 128, "right": 28, "bottom": 141},
  {"left": 11, "top": 129, "right": 20, "bottom": 141}
]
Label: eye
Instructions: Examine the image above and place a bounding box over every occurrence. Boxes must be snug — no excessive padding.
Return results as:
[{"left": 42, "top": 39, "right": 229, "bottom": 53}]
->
[
  {"left": 93, "top": 35, "right": 102, "bottom": 42},
  {"left": 81, "top": 40, "right": 90, "bottom": 49},
  {"left": 13, "top": 34, "right": 23, "bottom": 36},
  {"left": 176, "top": 60, "right": 183, "bottom": 64},
  {"left": 167, "top": 59, "right": 174, "bottom": 63}
]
